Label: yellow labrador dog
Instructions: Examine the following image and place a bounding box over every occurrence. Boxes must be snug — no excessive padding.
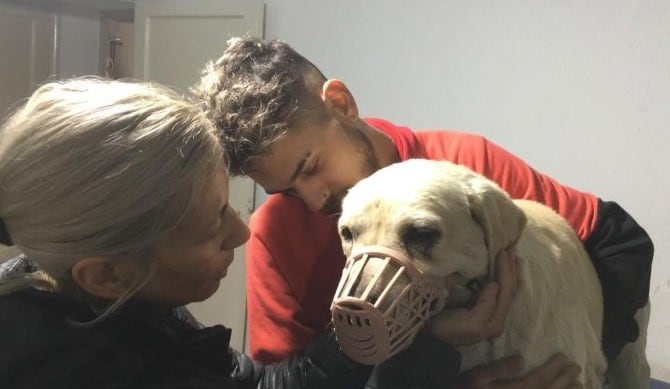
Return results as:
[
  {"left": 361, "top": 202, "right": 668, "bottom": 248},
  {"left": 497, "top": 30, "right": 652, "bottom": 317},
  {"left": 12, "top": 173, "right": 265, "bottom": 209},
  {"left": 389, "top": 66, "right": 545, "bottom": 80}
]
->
[{"left": 335, "top": 159, "right": 649, "bottom": 388}]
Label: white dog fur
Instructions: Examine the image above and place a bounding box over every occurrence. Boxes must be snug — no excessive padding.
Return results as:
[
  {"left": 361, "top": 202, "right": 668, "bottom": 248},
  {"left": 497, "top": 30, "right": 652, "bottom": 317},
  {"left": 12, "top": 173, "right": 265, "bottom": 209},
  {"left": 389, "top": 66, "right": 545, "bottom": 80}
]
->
[{"left": 337, "top": 159, "right": 649, "bottom": 388}]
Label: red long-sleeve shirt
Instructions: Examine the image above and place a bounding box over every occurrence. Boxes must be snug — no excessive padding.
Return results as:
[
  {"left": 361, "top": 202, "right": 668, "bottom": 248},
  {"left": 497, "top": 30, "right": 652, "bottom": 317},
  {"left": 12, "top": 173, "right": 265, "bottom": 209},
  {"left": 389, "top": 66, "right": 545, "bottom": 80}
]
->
[{"left": 246, "top": 118, "right": 599, "bottom": 362}]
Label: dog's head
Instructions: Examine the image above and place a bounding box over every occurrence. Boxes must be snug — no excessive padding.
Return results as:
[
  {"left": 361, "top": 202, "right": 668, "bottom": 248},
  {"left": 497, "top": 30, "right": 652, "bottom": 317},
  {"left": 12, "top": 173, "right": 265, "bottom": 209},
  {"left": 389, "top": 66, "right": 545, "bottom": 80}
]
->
[{"left": 337, "top": 159, "right": 527, "bottom": 307}]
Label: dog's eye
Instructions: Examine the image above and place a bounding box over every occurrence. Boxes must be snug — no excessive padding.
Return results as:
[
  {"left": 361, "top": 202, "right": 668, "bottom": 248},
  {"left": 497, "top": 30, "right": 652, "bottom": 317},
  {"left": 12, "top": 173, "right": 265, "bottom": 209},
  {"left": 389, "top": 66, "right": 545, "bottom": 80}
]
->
[
  {"left": 400, "top": 224, "right": 441, "bottom": 257},
  {"left": 340, "top": 226, "right": 353, "bottom": 241}
]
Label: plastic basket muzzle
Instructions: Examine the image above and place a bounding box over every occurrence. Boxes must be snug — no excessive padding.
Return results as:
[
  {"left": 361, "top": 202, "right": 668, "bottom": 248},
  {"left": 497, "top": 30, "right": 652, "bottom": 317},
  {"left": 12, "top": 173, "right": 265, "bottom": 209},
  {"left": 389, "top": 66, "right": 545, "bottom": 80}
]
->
[{"left": 331, "top": 246, "right": 441, "bottom": 365}]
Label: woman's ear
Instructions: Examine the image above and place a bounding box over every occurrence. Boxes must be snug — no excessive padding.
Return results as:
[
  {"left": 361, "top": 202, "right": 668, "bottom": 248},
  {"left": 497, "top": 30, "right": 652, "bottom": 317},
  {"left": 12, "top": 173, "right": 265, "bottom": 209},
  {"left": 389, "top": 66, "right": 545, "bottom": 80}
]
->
[
  {"left": 71, "top": 257, "right": 140, "bottom": 299},
  {"left": 322, "top": 79, "right": 359, "bottom": 118}
]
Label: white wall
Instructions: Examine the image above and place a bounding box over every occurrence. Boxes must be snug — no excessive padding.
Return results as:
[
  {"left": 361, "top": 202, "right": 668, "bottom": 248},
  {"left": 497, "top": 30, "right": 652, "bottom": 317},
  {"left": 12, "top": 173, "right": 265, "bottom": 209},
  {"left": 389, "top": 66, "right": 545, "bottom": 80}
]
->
[
  {"left": 264, "top": 0, "right": 670, "bottom": 380},
  {"left": 58, "top": 5, "right": 101, "bottom": 78},
  {"left": 0, "top": 1, "right": 105, "bottom": 82},
  {"left": 0, "top": 2, "right": 104, "bottom": 260}
]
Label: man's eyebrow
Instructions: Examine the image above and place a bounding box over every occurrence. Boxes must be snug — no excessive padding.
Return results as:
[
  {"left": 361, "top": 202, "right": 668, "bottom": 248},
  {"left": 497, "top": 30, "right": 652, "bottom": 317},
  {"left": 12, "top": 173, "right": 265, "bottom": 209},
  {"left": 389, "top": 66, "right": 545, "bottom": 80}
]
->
[{"left": 265, "top": 152, "right": 311, "bottom": 195}]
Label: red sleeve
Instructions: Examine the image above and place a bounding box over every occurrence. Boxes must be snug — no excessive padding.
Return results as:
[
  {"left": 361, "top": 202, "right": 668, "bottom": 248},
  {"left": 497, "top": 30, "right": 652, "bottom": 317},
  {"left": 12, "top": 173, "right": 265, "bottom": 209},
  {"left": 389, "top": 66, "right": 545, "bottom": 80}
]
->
[
  {"left": 245, "top": 231, "right": 316, "bottom": 363},
  {"left": 477, "top": 137, "right": 597, "bottom": 240},
  {"left": 416, "top": 130, "right": 598, "bottom": 240}
]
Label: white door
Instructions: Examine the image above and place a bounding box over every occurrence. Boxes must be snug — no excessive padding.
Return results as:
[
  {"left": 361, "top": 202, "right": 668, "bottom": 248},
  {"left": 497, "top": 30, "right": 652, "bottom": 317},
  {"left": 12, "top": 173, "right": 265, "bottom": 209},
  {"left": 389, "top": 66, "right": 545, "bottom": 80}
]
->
[
  {"left": 134, "top": 0, "right": 264, "bottom": 351},
  {"left": 0, "top": 2, "right": 56, "bottom": 118},
  {"left": 0, "top": 2, "right": 57, "bottom": 260}
]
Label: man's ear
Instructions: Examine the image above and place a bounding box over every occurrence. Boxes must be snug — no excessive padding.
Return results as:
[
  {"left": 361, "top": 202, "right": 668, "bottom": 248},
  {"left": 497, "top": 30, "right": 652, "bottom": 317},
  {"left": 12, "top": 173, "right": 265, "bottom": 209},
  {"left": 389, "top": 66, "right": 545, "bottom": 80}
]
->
[
  {"left": 322, "top": 79, "right": 359, "bottom": 118},
  {"left": 71, "top": 257, "right": 141, "bottom": 300}
]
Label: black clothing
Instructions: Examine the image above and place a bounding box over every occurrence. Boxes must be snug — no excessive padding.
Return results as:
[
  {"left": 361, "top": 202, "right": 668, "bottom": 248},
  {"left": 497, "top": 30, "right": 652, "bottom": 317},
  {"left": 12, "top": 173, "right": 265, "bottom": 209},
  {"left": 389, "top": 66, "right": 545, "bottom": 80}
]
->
[
  {"left": 584, "top": 200, "right": 654, "bottom": 360},
  {"left": 0, "top": 256, "right": 460, "bottom": 389}
]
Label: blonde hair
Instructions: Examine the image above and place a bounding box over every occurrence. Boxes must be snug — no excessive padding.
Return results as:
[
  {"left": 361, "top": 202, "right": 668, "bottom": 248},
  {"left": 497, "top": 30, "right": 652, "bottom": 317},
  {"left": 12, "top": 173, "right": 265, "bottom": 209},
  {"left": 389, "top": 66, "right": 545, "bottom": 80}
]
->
[{"left": 0, "top": 78, "right": 223, "bottom": 319}]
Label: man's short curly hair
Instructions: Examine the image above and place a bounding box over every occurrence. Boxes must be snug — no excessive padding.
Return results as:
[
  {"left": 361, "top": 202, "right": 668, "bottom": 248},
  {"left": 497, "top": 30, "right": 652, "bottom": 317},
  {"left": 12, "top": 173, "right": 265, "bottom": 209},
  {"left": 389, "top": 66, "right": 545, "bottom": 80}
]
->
[{"left": 192, "top": 37, "right": 328, "bottom": 175}]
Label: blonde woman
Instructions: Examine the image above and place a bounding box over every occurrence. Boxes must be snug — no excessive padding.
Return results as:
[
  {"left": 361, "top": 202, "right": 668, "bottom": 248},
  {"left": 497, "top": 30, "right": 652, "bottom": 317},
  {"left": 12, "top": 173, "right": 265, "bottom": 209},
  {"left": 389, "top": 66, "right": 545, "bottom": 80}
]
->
[{"left": 0, "top": 78, "right": 479, "bottom": 389}]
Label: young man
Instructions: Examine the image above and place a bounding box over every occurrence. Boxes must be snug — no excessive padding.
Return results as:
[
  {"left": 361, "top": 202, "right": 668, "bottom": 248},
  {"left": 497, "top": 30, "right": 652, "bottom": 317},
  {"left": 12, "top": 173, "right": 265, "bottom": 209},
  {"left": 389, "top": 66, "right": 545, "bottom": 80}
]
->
[{"left": 194, "top": 37, "right": 653, "bottom": 384}]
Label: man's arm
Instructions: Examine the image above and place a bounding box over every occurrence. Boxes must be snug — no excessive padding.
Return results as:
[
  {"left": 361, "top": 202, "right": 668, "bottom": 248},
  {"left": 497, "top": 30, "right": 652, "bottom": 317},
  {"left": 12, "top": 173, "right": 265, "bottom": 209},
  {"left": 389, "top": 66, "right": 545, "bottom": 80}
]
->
[
  {"left": 246, "top": 231, "right": 317, "bottom": 362},
  {"left": 427, "top": 247, "right": 518, "bottom": 346},
  {"left": 417, "top": 130, "right": 597, "bottom": 240},
  {"left": 374, "top": 249, "right": 581, "bottom": 389},
  {"left": 456, "top": 354, "right": 582, "bottom": 389},
  {"left": 426, "top": 249, "right": 582, "bottom": 389},
  {"left": 473, "top": 136, "right": 653, "bottom": 360},
  {"left": 231, "top": 332, "right": 373, "bottom": 389},
  {"left": 232, "top": 330, "right": 463, "bottom": 389}
]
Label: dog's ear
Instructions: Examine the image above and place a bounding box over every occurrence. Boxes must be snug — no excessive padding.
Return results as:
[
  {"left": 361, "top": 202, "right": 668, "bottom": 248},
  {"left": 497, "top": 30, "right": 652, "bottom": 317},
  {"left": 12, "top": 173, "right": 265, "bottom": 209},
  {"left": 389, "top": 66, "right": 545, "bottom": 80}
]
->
[{"left": 466, "top": 176, "right": 527, "bottom": 275}]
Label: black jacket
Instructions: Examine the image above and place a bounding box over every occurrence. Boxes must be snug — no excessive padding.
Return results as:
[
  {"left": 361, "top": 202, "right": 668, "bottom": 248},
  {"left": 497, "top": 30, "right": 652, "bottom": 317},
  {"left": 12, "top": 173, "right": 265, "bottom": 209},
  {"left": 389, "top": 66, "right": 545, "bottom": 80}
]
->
[{"left": 0, "top": 256, "right": 461, "bottom": 389}]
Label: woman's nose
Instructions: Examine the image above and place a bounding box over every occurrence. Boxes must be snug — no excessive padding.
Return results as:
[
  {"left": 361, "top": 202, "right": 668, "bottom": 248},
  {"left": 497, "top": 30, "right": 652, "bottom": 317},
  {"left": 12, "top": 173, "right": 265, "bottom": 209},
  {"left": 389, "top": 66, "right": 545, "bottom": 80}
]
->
[{"left": 226, "top": 210, "right": 250, "bottom": 249}]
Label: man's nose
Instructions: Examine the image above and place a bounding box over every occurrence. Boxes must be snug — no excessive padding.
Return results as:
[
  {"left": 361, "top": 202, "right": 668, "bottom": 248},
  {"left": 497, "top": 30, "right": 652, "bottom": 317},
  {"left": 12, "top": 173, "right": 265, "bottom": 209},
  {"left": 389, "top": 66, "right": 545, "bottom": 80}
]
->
[{"left": 295, "top": 180, "right": 329, "bottom": 212}]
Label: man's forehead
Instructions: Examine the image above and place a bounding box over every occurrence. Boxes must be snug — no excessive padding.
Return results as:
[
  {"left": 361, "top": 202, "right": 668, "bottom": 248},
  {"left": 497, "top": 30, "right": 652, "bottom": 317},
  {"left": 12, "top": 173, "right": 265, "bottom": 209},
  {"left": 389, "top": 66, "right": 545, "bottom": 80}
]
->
[
  {"left": 245, "top": 155, "right": 288, "bottom": 188},
  {"left": 245, "top": 155, "right": 281, "bottom": 178},
  {"left": 246, "top": 147, "right": 308, "bottom": 185}
]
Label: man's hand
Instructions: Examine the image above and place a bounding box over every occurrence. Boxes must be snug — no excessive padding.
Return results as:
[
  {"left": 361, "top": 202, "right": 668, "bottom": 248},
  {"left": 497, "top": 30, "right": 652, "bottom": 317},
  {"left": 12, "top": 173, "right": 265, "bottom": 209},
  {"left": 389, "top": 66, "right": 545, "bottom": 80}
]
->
[
  {"left": 456, "top": 354, "right": 583, "bottom": 389},
  {"left": 426, "top": 247, "right": 519, "bottom": 346}
]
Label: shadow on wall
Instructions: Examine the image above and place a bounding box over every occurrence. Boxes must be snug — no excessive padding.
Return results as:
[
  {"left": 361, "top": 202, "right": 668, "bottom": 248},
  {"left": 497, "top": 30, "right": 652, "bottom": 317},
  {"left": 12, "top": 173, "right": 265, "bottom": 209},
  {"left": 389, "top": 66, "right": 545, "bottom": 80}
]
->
[{"left": 652, "top": 379, "right": 670, "bottom": 388}]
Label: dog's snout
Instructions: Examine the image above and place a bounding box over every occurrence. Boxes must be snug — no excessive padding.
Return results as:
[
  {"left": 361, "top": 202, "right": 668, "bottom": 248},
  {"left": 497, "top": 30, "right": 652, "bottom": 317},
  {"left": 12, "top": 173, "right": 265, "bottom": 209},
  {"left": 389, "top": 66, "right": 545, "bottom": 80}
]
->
[
  {"left": 340, "top": 256, "right": 410, "bottom": 311},
  {"left": 332, "top": 245, "right": 443, "bottom": 365}
]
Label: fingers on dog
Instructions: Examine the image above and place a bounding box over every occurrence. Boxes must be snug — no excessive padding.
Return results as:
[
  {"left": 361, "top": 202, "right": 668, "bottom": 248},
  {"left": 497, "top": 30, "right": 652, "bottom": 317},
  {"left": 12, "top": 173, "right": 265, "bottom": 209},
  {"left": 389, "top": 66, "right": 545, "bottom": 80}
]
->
[
  {"left": 470, "top": 282, "right": 503, "bottom": 336},
  {"left": 486, "top": 249, "right": 517, "bottom": 334}
]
